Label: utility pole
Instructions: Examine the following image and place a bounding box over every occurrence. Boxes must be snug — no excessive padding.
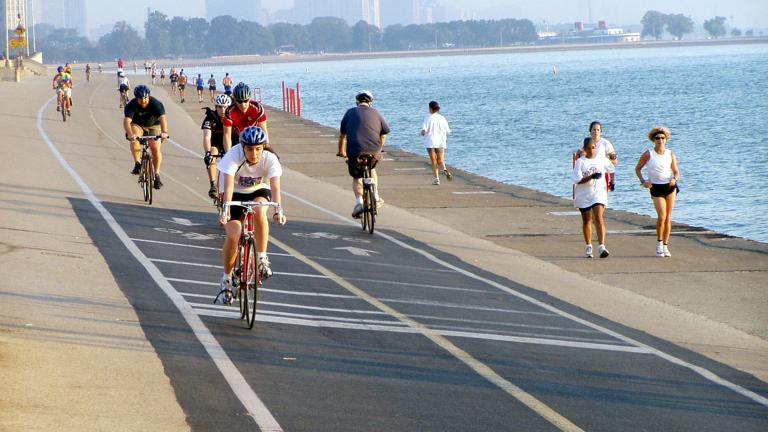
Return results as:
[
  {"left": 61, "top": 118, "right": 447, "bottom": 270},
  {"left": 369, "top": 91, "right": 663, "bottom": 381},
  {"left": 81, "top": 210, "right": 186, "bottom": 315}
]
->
[{"left": 5, "top": 0, "right": 11, "bottom": 67}]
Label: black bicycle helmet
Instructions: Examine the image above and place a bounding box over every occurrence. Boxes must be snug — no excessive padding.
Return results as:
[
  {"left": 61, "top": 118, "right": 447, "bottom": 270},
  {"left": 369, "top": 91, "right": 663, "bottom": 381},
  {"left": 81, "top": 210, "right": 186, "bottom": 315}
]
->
[
  {"left": 133, "top": 84, "right": 150, "bottom": 98},
  {"left": 232, "top": 82, "right": 251, "bottom": 101}
]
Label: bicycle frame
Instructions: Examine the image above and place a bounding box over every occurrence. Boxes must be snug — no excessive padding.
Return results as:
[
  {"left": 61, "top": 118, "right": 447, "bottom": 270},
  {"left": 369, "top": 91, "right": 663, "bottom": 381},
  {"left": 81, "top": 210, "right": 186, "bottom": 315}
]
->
[
  {"left": 136, "top": 135, "right": 163, "bottom": 205},
  {"left": 356, "top": 155, "right": 378, "bottom": 234}
]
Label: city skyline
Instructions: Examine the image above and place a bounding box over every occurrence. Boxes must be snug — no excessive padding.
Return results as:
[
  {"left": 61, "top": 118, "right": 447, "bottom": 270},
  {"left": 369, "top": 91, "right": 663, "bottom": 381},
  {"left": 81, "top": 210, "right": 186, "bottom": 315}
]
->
[{"left": 23, "top": 0, "right": 768, "bottom": 39}]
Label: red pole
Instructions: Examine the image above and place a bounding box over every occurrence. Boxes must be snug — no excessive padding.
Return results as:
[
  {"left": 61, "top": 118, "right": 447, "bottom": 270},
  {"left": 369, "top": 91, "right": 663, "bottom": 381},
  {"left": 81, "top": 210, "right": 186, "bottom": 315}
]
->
[
  {"left": 282, "top": 81, "right": 286, "bottom": 111},
  {"left": 296, "top": 82, "right": 301, "bottom": 117},
  {"left": 289, "top": 89, "right": 295, "bottom": 114}
]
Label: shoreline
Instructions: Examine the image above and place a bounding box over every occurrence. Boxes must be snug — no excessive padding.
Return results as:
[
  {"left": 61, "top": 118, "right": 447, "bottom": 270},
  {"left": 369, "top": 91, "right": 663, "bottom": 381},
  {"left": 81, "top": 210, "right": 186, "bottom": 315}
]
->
[{"left": 59, "top": 37, "right": 768, "bottom": 70}]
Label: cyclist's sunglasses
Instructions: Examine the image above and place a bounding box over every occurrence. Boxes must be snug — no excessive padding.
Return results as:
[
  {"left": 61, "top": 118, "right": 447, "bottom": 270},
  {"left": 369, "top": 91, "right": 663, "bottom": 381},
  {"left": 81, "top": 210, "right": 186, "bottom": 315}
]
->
[{"left": 235, "top": 98, "right": 249, "bottom": 103}]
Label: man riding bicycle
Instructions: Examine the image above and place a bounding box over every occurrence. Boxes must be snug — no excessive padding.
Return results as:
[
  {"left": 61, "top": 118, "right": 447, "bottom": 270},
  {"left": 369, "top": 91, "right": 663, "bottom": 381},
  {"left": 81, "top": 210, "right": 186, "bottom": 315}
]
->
[
  {"left": 201, "top": 93, "right": 234, "bottom": 198},
  {"left": 223, "top": 82, "right": 268, "bottom": 151},
  {"left": 117, "top": 71, "right": 130, "bottom": 108},
  {"left": 217, "top": 126, "right": 286, "bottom": 300},
  {"left": 337, "top": 91, "right": 390, "bottom": 218},
  {"left": 123, "top": 85, "right": 169, "bottom": 189},
  {"left": 52, "top": 66, "right": 73, "bottom": 114}
]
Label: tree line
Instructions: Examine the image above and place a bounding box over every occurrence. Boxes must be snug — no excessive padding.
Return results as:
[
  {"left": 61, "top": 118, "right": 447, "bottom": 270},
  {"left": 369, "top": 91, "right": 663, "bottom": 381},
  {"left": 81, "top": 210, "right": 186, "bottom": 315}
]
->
[
  {"left": 640, "top": 11, "right": 754, "bottom": 40},
  {"left": 36, "top": 12, "right": 537, "bottom": 63}
]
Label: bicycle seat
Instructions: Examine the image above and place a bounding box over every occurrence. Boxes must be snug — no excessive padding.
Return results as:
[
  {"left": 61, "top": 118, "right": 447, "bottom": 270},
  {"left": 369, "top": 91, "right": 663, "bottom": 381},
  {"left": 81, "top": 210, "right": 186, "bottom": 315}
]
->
[{"left": 355, "top": 154, "right": 378, "bottom": 169}]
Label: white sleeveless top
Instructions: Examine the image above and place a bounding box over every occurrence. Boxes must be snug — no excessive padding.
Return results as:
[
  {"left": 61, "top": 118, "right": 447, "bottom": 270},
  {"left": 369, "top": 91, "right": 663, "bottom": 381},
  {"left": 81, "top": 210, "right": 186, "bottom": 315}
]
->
[{"left": 646, "top": 148, "right": 673, "bottom": 184}]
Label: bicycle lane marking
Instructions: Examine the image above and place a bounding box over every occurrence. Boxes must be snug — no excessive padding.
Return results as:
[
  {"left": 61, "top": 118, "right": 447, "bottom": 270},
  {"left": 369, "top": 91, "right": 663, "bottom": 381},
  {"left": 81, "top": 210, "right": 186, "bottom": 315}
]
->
[
  {"left": 38, "top": 96, "right": 284, "bottom": 432},
  {"left": 281, "top": 192, "right": 768, "bottom": 409}
]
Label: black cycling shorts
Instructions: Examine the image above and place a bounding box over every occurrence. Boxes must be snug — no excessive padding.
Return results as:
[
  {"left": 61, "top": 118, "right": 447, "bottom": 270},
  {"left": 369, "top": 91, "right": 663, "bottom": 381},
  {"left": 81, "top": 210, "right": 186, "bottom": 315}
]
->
[{"left": 229, "top": 189, "right": 272, "bottom": 221}]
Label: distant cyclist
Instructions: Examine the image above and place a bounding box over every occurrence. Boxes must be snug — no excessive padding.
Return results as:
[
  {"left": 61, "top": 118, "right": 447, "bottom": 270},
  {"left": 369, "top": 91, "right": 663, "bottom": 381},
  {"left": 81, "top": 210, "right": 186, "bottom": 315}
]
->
[
  {"left": 201, "top": 93, "right": 233, "bottom": 198},
  {"left": 52, "top": 66, "right": 73, "bottom": 115},
  {"left": 117, "top": 71, "right": 130, "bottom": 108},
  {"left": 223, "top": 82, "right": 268, "bottom": 151},
  {"left": 123, "top": 85, "right": 169, "bottom": 189},
  {"left": 337, "top": 91, "right": 390, "bottom": 218},
  {"left": 217, "top": 126, "right": 286, "bottom": 300}
]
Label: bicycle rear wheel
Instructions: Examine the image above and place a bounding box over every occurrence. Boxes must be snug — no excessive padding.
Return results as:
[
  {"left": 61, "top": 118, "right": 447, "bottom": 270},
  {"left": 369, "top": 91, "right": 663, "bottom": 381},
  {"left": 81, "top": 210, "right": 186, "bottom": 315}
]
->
[
  {"left": 362, "top": 184, "right": 375, "bottom": 234},
  {"left": 243, "top": 237, "right": 259, "bottom": 329},
  {"left": 61, "top": 100, "right": 67, "bottom": 122}
]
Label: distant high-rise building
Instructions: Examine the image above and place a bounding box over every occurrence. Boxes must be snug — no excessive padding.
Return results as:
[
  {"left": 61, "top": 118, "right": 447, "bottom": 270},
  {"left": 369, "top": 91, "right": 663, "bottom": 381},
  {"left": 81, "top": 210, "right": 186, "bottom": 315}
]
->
[
  {"left": 32, "top": 0, "right": 86, "bottom": 37},
  {"left": 293, "top": 0, "right": 380, "bottom": 27},
  {"left": 206, "top": 0, "right": 263, "bottom": 23},
  {"left": 63, "top": 0, "right": 86, "bottom": 37},
  {"left": 381, "top": 0, "right": 420, "bottom": 27}
]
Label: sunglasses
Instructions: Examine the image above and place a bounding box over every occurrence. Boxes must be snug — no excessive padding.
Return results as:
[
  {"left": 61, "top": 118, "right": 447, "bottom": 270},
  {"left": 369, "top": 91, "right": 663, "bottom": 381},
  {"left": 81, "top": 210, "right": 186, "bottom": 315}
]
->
[
  {"left": 235, "top": 99, "right": 249, "bottom": 103},
  {"left": 654, "top": 135, "right": 667, "bottom": 141}
]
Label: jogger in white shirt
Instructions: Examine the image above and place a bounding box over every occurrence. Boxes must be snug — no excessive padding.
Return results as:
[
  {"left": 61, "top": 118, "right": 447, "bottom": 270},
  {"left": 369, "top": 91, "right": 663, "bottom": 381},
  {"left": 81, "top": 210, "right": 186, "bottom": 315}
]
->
[{"left": 420, "top": 101, "right": 452, "bottom": 185}]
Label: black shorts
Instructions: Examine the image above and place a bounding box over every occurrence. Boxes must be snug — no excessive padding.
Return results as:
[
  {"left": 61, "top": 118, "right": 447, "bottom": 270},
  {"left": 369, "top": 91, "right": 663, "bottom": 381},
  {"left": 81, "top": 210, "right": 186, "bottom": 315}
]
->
[
  {"left": 650, "top": 183, "right": 680, "bottom": 198},
  {"left": 579, "top": 203, "right": 604, "bottom": 213},
  {"left": 346, "top": 154, "right": 380, "bottom": 179},
  {"left": 178, "top": 84, "right": 186, "bottom": 90},
  {"left": 209, "top": 86, "right": 216, "bottom": 91},
  {"left": 229, "top": 189, "right": 272, "bottom": 221},
  {"left": 197, "top": 86, "right": 204, "bottom": 91},
  {"left": 119, "top": 84, "right": 129, "bottom": 92}
]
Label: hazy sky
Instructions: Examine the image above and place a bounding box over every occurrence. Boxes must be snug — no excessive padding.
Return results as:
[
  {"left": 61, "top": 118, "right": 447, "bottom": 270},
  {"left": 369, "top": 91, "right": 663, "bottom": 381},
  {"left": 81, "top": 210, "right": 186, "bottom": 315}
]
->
[{"left": 86, "top": 0, "right": 768, "bottom": 34}]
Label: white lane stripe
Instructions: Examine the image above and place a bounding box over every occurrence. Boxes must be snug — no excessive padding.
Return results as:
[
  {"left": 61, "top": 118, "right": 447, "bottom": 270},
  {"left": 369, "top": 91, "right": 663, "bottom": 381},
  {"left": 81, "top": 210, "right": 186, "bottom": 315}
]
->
[
  {"left": 192, "top": 303, "right": 405, "bottom": 326},
  {"left": 268, "top": 238, "right": 585, "bottom": 431},
  {"left": 131, "top": 238, "right": 293, "bottom": 256},
  {"left": 379, "top": 298, "right": 557, "bottom": 317},
  {"left": 281, "top": 191, "right": 768, "bottom": 409},
  {"left": 190, "top": 306, "right": 647, "bottom": 354},
  {"left": 66, "top": 94, "right": 282, "bottom": 430}
]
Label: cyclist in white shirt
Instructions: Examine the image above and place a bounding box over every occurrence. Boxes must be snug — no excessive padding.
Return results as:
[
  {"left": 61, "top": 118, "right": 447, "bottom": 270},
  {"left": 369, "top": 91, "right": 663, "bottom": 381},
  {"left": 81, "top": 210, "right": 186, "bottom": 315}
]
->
[
  {"left": 117, "top": 72, "right": 130, "bottom": 108},
  {"left": 216, "top": 126, "right": 286, "bottom": 302}
]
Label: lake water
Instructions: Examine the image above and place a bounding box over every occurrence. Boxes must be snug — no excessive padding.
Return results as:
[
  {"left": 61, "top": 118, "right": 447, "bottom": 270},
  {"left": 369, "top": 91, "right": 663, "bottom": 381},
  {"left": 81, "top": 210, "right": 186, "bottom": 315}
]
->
[{"left": 190, "top": 44, "right": 768, "bottom": 243}]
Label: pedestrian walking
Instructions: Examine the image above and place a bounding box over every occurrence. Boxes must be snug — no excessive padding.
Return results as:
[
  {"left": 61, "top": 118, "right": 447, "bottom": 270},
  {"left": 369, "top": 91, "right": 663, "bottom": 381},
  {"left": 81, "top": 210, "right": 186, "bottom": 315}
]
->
[
  {"left": 573, "top": 137, "right": 615, "bottom": 258},
  {"left": 420, "top": 101, "right": 452, "bottom": 185},
  {"left": 635, "top": 126, "right": 680, "bottom": 257}
]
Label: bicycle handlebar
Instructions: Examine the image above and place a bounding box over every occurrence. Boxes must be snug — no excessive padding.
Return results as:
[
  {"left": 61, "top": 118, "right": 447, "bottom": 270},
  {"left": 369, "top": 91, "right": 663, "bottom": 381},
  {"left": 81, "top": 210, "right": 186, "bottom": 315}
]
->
[{"left": 223, "top": 200, "right": 284, "bottom": 222}]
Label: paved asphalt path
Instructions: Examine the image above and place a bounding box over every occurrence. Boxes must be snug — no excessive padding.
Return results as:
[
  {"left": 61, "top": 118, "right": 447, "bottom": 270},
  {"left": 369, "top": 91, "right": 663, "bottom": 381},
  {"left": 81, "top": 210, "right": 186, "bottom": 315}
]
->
[{"left": 36, "top": 77, "right": 768, "bottom": 431}]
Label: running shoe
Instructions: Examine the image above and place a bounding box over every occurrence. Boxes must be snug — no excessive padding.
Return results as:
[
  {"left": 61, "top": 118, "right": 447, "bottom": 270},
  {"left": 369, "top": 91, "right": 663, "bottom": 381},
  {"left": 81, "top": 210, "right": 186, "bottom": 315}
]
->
[
  {"left": 153, "top": 176, "right": 163, "bottom": 190},
  {"left": 131, "top": 162, "right": 141, "bottom": 175},
  {"left": 443, "top": 169, "right": 453, "bottom": 181},
  {"left": 663, "top": 245, "right": 671, "bottom": 257},
  {"left": 656, "top": 242, "right": 665, "bottom": 257},
  {"left": 433, "top": 177, "right": 440, "bottom": 186},
  {"left": 598, "top": 244, "right": 610, "bottom": 258},
  {"left": 584, "top": 244, "right": 593, "bottom": 258},
  {"left": 258, "top": 256, "right": 272, "bottom": 279},
  {"left": 208, "top": 185, "right": 218, "bottom": 199},
  {"left": 352, "top": 203, "right": 364, "bottom": 219}
]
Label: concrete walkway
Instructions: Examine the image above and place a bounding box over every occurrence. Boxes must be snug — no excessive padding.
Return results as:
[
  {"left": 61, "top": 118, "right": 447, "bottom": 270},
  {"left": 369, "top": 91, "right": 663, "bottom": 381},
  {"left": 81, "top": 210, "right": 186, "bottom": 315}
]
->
[{"left": 1, "top": 71, "right": 766, "bottom": 430}]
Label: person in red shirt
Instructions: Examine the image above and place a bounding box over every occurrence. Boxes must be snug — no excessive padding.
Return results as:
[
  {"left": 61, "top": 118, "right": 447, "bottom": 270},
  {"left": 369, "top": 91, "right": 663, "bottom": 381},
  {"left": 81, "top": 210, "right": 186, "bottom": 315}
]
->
[
  {"left": 117, "top": 58, "right": 124, "bottom": 69},
  {"left": 222, "top": 82, "right": 268, "bottom": 150}
]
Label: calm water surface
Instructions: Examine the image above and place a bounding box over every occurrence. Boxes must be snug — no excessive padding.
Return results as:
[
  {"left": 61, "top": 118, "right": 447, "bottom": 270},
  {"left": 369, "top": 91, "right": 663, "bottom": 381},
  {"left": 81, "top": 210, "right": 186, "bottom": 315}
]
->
[{"left": 192, "top": 44, "right": 768, "bottom": 243}]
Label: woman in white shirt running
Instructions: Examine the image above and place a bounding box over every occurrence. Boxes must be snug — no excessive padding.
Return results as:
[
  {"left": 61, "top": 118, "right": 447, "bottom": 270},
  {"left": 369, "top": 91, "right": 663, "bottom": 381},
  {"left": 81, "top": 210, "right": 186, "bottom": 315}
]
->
[
  {"left": 635, "top": 126, "right": 680, "bottom": 257},
  {"left": 420, "top": 101, "right": 452, "bottom": 185},
  {"left": 573, "top": 138, "right": 615, "bottom": 258}
]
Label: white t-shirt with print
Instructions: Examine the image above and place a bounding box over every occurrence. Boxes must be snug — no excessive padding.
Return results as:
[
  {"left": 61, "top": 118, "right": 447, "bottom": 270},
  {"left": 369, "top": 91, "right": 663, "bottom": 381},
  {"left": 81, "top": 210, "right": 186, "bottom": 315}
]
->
[
  {"left": 421, "top": 113, "right": 451, "bottom": 149},
  {"left": 572, "top": 154, "right": 615, "bottom": 209},
  {"left": 218, "top": 144, "right": 282, "bottom": 194}
]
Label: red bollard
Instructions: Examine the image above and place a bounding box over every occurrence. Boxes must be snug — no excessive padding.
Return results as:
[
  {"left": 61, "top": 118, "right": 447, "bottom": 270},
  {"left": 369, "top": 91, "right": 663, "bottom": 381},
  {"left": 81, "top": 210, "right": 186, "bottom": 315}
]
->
[
  {"left": 282, "top": 81, "right": 286, "bottom": 111},
  {"left": 296, "top": 82, "right": 301, "bottom": 117}
]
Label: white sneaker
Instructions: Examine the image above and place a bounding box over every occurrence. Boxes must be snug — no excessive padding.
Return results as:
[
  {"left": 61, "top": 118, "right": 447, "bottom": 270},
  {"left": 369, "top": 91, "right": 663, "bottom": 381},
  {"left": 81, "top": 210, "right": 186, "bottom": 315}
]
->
[
  {"left": 215, "top": 274, "right": 234, "bottom": 305},
  {"left": 432, "top": 177, "right": 440, "bottom": 186},
  {"left": 584, "top": 244, "right": 593, "bottom": 258},
  {"left": 656, "top": 242, "right": 664, "bottom": 257},
  {"left": 598, "top": 244, "right": 610, "bottom": 258},
  {"left": 351, "top": 203, "right": 364, "bottom": 219},
  {"left": 258, "top": 256, "right": 272, "bottom": 279},
  {"left": 663, "top": 245, "right": 671, "bottom": 257}
]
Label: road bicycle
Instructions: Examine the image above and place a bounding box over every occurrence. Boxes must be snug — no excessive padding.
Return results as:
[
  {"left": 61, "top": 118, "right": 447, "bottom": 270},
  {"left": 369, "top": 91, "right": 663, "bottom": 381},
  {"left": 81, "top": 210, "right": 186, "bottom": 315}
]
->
[
  {"left": 356, "top": 154, "right": 378, "bottom": 234},
  {"left": 217, "top": 200, "right": 283, "bottom": 329},
  {"left": 119, "top": 88, "right": 130, "bottom": 108},
  {"left": 135, "top": 135, "right": 163, "bottom": 205},
  {"left": 57, "top": 87, "right": 71, "bottom": 122}
]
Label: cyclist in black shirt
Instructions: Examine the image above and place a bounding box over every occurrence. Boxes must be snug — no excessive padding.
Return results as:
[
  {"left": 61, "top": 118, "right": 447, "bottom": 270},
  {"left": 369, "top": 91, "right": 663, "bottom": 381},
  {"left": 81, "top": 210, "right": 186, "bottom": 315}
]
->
[
  {"left": 123, "top": 85, "right": 169, "bottom": 189},
  {"left": 201, "top": 93, "right": 235, "bottom": 198}
]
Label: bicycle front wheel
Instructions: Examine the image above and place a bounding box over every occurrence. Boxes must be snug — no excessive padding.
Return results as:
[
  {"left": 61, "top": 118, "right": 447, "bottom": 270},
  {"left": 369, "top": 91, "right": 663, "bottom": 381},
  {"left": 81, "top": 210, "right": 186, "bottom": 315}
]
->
[
  {"left": 235, "top": 241, "right": 247, "bottom": 319},
  {"left": 243, "top": 237, "right": 259, "bottom": 329}
]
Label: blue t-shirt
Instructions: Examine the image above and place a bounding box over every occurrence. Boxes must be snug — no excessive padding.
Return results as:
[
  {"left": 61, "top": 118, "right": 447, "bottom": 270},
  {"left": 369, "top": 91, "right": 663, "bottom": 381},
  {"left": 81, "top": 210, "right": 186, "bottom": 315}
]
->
[
  {"left": 340, "top": 105, "right": 390, "bottom": 157},
  {"left": 196, "top": 77, "right": 204, "bottom": 87}
]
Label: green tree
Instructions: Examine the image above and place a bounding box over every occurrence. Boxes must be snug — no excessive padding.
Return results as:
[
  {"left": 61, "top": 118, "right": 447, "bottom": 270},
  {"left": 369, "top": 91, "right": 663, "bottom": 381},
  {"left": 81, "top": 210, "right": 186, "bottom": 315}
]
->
[
  {"left": 238, "top": 20, "right": 274, "bottom": 54},
  {"left": 186, "top": 18, "right": 210, "bottom": 57},
  {"left": 703, "top": 16, "right": 727, "bottom": 38},
  {"left": 665, "top": 14, "right": 694, "bottom": 40},
  {"left": 38, "top": 28, "right": 94, "bottom": 63},
  {"left": 745, "top": 29, "right": 754, "bottom": 37},
  {"left": 351, "top": 20, "right": 381, "bottom": 52},
  {"left": 168, "top": 17, "right": 188, "bottom": 56},
  {"left": 206, "top": 15, "right": 239, "bottom": 55},
  {"left": 145, "top": 11, "right": 171, "bottom": 57},
  {"left": 731, "top": 28, "right": 742, "bottom": 37},
  {"left": 270, "top": 22, "right": 311, "bottom": 52},
  {"left": 97, "top": 21, "right": 146, "bottom": 60},
  {"left": 641, "top": 10, "right": 666, "bottom": 40},
  {"left": 307, "top": 17, "right": 352, "bottom": 52}
]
